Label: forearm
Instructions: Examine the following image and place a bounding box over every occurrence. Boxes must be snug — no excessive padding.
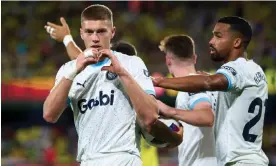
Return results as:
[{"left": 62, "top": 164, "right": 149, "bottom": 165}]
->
[
  {"left": 159, "top": 75, "right": 211, "bottom": 92},
  {"left": 66, "top": 41, "right": 82, "bottom": 60},
  {"left": 43, "top": 78, "right": 72, "bottom": 123},
  {"left": 170, "top": 108, "right": 214, "bottom": 127},
  {"left": 150, "top": 120, "right": 183, "bottom": 148},
  {"left": 119, "top": 72, "right": 158, "bottom": 130}
]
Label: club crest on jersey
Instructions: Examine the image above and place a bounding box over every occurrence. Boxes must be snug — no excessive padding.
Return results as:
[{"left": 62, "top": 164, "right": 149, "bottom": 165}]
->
[
  {"left": 106, "top": 71, "right": 118, "bottom": 80},
  {"left": 143, "top": 69, "right": 150, "bottom": 77},
  {"left": 220, "top": 66, "right": 237, "bottom": 76}
]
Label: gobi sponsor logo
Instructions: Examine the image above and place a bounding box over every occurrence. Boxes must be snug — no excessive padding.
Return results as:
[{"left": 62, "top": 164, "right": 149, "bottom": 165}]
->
[{"left": 78, "top": 90, "right": 115, "bottom": 114}]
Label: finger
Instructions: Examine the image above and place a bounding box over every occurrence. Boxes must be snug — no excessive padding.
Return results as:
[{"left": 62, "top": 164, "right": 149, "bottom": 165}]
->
[
  {"left": 84, "top": 56, "right": 98, "bottom": 65},
  {"left": 47, "top": 22, "right": 60, "bottom": 28},
  {"left": 60, "top": 17, "right": 67, "bottom": 26},
  {"left": 50, "top": 27, "right": 55, "bottom": 34},
  {"left": 101, "top": 66, "right": 112, "bottom": 72},
  {"left": 45, "top": 26, "right": 51, "bottom": 33},
  {"left": 50, "top": 34, "right": 57, "bottom": 39},
  {"left": 150, "top": 76, "right": 156, "bottom": 80},
  {"left": 99, "top": 49, "right": 113, "bottom": 59}
]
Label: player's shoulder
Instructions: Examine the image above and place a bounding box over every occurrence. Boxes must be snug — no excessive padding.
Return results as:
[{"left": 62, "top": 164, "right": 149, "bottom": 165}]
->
[
  {"left": 56, "top": 60, "right": 76, "bottom": 75},
  {"left": 62, "top": 59, "right": 76, "bottom": 70}
]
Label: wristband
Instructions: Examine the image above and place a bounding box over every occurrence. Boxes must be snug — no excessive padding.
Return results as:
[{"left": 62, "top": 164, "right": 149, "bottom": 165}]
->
[{"left": 63, "top": 35, "right": 74, "bottom": 47}]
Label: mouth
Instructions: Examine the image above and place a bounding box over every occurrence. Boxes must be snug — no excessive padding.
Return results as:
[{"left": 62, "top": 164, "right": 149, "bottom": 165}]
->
[
  {"left": 209, "top": 47, "right": 215, "bottom": 54},
  {"left": 90, "top": 45, "right": 101, "bottom": 49}
]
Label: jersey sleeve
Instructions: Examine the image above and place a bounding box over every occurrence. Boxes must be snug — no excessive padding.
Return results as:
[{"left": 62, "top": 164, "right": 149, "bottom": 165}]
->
[
  {"left": 187, "top": 92, "right": 212, "bottom": 110},
  {"left": 50, "top": 64, "right": 66, "bottom": 93},
  {"left": 50, "top": 63, "right": 72, "bottom": 105},
  {"left": 216, "top": 61, "right": 245, "bottom": 92},
  {"left": 127, "top": 56, "right": 156, "bottom": 96}
]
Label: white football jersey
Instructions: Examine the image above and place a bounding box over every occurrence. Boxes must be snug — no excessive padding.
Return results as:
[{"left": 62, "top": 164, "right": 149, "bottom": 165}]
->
[
  {"left": 52, "top": 51, "right": 155, "bottom": 163},
  {"left": 176, "top": 90, "right": 218, "bottom": 166},
  {"left": 215, "top": 57, "right": 269, "bottom": 165}
]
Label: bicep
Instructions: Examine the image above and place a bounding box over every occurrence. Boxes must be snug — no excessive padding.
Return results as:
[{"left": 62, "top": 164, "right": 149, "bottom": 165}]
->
[{"left": 193, "top": 101, "right": 213, "bottom": 114}]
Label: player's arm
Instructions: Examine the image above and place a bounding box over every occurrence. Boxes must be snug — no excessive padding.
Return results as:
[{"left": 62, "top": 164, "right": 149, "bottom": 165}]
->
[
  {"left": 43, "top": 50, "right": 98, "bottom": 123},
  {"left": 153, "top": 74, "right": 228, "bottom": 92},
  {"left": 158, "top": 100, "right": 214, "bottom": 127},
  {"left": 45, "top": 17, "right": 82, "bottom": 60},
  {"left": 99, "top": 50, "right": 158, "bottom": 130}
]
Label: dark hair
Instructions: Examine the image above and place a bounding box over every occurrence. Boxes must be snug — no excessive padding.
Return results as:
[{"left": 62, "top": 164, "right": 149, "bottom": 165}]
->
[
  {"left": 81, "top": 4, "right": 113, "bottom": 25},
  {"left": 218, "top": 16, "right": 252, "bottom": 49},
  {"left": 111, "top": 41, "right": 137, "bottom": 56},
  {"left": 159, "top": 35, "right": 195, "bottom": 59}
]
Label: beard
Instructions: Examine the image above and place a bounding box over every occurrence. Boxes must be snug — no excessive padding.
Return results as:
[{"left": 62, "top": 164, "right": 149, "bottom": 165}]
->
[{"left": 210, "top": 46, "right": 224, "bottom": 62}]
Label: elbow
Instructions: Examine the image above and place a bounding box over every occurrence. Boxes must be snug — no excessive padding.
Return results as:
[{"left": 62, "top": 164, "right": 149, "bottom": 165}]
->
[
  {"left": 43, "top": 103, "right": 57, "bottom": 123},
  {"left": 143, "top": 109, "right": 159, "bottom": 133}
]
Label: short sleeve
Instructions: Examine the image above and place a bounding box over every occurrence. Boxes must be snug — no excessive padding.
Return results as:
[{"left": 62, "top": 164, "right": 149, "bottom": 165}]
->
[
  {"left": 51, "top": 64, "right": 66, "bottom": 93},
  {"left": 187, "top": 92, "right": 211, "bottom": 110},
  {"left": 127, "top": 56, "right": 156, "bottom": 96},
  {"left": 216, "top": 61, "right": 245, "bottom": 91}
]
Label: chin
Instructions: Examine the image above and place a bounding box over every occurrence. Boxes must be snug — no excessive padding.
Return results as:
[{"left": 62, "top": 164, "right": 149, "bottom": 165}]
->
[{"left": 211, "top": 54, "right": 223, "bottom": 62}]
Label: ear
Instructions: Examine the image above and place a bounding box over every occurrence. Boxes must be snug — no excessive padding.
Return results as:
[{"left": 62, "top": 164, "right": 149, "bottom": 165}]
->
[
  {"left": 111, "top": 26, "right": 116, "bottom": 39},
  {"left": 165, "top": 55, "right": 172, "bottom": 66},
  {"left": 233, "top": 38, "right": 242, "bottom": 48},
  {"left": 193, "top": 54, "right": 197, "bottom": 65},
  {"left": 80, "top": 28, "right": 84, "bottom": 40}
]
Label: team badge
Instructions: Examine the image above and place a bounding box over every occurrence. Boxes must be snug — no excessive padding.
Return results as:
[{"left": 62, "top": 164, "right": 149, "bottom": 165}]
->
[
  {"left": 106, "top": 71, "right": 118, "bottom": 80},
  {"left": 143, "top": 69, "right": 150, "bottom": 77}
]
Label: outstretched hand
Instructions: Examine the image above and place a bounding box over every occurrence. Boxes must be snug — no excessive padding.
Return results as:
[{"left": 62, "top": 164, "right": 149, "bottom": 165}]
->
[{"left": 44, "top": 17, "right": 70, "bottom": 42}]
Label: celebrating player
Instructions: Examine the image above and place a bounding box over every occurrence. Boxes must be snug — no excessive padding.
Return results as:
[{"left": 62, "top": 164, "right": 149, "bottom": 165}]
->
[{"left": 43, "top": 4, "right": 182, "bottom": 166}]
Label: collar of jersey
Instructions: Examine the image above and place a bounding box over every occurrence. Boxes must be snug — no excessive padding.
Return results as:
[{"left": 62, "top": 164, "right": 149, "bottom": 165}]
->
[{"left": 90, "top": 57, "right": 110, "bottom": 67}]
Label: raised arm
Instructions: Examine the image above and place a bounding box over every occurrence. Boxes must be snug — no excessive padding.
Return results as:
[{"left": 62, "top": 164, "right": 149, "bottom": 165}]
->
[{"left": 45, "top": 17, "right": 82, "bottom": 60}]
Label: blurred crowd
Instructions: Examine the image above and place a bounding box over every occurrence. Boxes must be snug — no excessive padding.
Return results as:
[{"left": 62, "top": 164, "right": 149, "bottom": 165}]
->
[{"left": 2, "top": 1, "right": 276, "bottom": 81}]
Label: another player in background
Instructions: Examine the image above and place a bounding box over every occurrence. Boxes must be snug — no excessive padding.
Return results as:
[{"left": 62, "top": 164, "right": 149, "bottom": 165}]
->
[
  {"left": 43, "top": 4, "right": 182, "bottom": 166},
  {"left": 153, "top": 16, "right": 269, "bottom": 166},
  {"left": 157, "top": 34, "right": 217, "bottom": 166}
]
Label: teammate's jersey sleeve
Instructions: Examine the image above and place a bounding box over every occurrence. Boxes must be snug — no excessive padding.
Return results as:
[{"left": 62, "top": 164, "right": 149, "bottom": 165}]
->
[
  {"left": 187, "top": 92, "right": 212, "bottom": 110},
  {"left": 127, "top": 56, "right": 156, "bottom": 96},
  {"left": 216, "top": 60, "right": 246, "bottom": 92}
]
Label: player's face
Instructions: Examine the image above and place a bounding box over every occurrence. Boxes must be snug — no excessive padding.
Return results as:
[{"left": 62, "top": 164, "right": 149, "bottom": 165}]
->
[
  {"left": 80, "top": 20, "right": 115, "bottom": 50},
  {"left": 209, "top": 23, "right": 233, "bottom": 62}
]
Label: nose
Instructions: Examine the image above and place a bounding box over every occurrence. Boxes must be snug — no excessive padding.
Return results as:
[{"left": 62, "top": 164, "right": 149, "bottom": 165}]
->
[
  {"left": 91, "top": 32, "right": 100, "bottom": 43},
  {"left": 209, "top": 37, "right": 214, "bottom": 47}
]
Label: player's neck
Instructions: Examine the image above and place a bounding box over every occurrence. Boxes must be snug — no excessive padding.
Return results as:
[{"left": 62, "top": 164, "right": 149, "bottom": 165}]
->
[
  {"left": 225, "top": 49, "right": 247, "bottom": 63},
  {"left": 173, "top": 65, "right": 196, "bottom": 78}
]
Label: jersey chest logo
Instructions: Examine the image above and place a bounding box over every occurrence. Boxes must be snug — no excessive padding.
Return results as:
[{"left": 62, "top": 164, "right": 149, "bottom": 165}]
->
[{"left": 106, "top": 71, "right": 118, "bottom": 80}]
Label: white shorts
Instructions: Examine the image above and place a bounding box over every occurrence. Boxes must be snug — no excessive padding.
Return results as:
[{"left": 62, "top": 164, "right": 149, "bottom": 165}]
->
[{"left": 80, "top": 153, "right": 142, "bottom": 166}]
